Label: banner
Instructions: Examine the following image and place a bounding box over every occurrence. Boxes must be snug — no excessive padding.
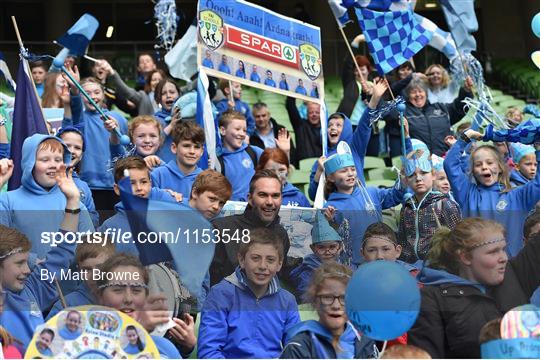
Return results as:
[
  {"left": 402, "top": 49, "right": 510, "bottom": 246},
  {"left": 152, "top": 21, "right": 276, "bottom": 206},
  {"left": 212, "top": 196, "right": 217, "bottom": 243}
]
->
[{"left": 197, "top": 0, "right": 324, "bottom": 103}]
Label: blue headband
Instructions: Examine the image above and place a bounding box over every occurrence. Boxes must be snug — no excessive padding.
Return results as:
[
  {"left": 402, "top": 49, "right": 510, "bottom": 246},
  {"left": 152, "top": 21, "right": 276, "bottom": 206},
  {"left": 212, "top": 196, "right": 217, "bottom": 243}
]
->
[
  {"left": 324, "top": 153, "right": 355, "bottom": 175},
  {"left": 403, "top": 152, "right": 432, "bottom": 177},
  {"left": 481, "top": 338, "right": 540, "bottom": 359}
]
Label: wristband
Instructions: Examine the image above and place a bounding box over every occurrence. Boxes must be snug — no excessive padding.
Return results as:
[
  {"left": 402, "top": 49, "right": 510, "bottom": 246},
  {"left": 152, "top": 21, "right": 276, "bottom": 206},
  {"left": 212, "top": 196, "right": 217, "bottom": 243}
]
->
[
  {"left": 65, "top": 208, "right": 81, "bottom": 214},
  {"left": 459, "top": 131, "right": 471, "bottom": 143}
]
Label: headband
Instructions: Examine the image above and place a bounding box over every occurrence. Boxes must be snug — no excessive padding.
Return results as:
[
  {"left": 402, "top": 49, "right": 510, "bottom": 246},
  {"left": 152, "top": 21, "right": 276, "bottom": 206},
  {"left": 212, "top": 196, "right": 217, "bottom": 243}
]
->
[
  {"left": 97, "top": 282, "right": 149, "bottom": 290},
  {"left": 470, "top": 237, "right": 505, "bottom": 249},
  {"left": 0, "top": 247, "right": 24, "bottom": 260},
  {"left": 324, "top": 153, "right": 355, "bottom": 175},
  {"left": 362, "top": 235, "right": 397, "bottom": 248}
]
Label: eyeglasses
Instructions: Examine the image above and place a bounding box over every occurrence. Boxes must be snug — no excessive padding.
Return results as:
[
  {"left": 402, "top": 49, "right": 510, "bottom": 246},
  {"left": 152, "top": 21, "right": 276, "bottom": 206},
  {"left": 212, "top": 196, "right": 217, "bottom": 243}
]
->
[
  {"left": 313, "top": 243, "right": 341, "bottom": 254},
  {"left": 318, "top": 294, "right": 345, "bottom": 306}
]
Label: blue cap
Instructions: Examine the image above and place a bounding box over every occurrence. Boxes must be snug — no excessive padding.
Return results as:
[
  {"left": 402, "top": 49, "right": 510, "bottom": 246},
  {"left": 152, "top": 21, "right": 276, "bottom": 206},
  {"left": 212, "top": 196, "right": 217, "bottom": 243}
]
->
[
  {"left": 510, "top": 143, "right": 535, "bottom": 163},
  {"left": 324, "top": 153, "right": 355, "bottom": 175},
  {"left": 403, "top": 150, "right": 432, "bottom": 177},
  {"left": 312, "top": 211, "right": 342, "bottom": 244}
]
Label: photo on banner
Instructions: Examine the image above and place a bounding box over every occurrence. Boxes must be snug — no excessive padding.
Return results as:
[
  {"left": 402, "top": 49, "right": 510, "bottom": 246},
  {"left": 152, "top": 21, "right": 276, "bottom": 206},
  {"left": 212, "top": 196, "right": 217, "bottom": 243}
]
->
[{"left": 197, "top": 0, "right": 324, "bottom": 103}]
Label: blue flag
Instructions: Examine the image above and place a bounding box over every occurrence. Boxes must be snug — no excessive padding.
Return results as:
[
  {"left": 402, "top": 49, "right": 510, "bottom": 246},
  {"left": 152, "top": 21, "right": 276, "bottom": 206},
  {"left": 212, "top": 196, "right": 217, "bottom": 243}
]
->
[
  {"left": 8, "top": 60, "right": 48, "bottom": 190},
  {"left": 118, "top": 176, "right": 215, "bottom": 299},
  {"left": 355, "top": 7, "right": 432, "bottom": 74},
  {"left": 328, "top": 0, "right": 351, "bottom": 28},
  {"left": 57, "top": 13, "right": 99, "bottom": 56}
]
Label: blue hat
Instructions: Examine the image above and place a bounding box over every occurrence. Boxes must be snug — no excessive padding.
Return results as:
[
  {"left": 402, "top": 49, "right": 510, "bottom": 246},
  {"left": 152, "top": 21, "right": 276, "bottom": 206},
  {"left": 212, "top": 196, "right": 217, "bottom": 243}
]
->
[
  {"left": 324, "top": 153, "right": 355, "bottom": 175},
  {"left": 510, "top": 143, "right": 535, "bottom": 163},
  {"left": 173, "top": 91, "right": 197, "bottom": 119},
  {"left": 403, "top": 150, "right": 432, "bottom": 177},
  {"left": 311, "top": 210, "right": 342, "bottom": 244},
  {"left": 56, "top": 125, "right": 85, "bottom": 151},
  {"left": 431, "top": 154, "right": 444, "bottom": 172},
  {"left": 411, "top": 138, "right": 430, "bottom": 154}
]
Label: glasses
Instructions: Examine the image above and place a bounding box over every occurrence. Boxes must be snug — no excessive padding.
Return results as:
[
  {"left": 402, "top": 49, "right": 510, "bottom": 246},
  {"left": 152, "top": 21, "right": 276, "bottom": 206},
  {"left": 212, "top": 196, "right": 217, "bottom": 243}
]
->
[
  {"left": 318, "top": 294, "right": 345, "bottom": 306},
  {"left": 313, "top": 243, "right": 340, "bottom": 254}
]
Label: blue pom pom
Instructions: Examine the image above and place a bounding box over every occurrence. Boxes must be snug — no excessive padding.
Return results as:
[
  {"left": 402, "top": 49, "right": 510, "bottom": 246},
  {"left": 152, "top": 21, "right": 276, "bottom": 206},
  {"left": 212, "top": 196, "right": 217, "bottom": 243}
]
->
[
  {"left": 532, "top": 13, "right": 540, "bottom": 38},
  {"left": 396, "top": 103, "right": 406, "bottom": 113},
  {"left": 120, "top": 135, "right": 131, "bottom": 146}
]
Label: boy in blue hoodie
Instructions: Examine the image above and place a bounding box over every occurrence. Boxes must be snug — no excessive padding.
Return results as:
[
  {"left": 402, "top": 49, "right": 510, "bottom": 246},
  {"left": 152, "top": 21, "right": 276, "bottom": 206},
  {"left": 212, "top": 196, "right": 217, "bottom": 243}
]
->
[
  {"left": 151, "top": 121, "right": 204, "bottom": 199},
  {"left": 98, "top": 156, "right": 182, "bottom": 255},
  {"left": 0, "top": 164, "right": 82, "bottom": 348},
  {"left": 0, "top": 134, "right": 94, "bottom": 258},
  {"left": 290, "top": 211, "right": 343, "bottom": 300},
  {"left": 198, "top": 227, "right": 300, "bottom": 358},
  {"left": 510, "top": 143, "right": 537, "bottom": 187},
  {"left": 47, "top": 234, "right": 116, "bottom": 319},
  {"left": 217, "top": 110, "right": 263, "bottom": 201},
  {"left": 214, "top": 81, "right": 255, "bottom": 136}
]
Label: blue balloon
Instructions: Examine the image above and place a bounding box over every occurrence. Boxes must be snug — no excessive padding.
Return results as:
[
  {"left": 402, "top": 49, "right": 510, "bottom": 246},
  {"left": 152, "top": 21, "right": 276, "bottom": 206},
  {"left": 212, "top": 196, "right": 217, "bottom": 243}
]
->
[
  {"left": 532, "top": 13, "right": 540, "bottom": 38},
  {"left": 345, "top": 261, "right": 420, "bottom": 341}
]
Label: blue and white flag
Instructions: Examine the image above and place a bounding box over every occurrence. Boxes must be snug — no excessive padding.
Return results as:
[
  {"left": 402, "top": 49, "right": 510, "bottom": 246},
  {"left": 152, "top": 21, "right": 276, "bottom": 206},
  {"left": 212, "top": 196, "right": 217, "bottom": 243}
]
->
[
  {"left": 483, "top": 119, "right": 540, "bottom": 145},
  {"left": 196, "top": 69, "right": 219, "bottom": 170},
  {"left": 165, "top": 19, "right": 197, "bottom": 81},
  {"left": 118, "top": 176, "right": 215, "bottom": 299},
  {"left": 328, "top": 0, "right": 352, "bottom": 28},
  {"left": 56, "top": 13, "right": 99, "bottom": 56},
  {"left": 0, "top": 52, "right": 15, "bottom": 91},
  {"left": 355, "top": 6, "right": 432, "bottom": 74},
  {"left": 440, "top": 0, "right": 478, "bottom": 55}
]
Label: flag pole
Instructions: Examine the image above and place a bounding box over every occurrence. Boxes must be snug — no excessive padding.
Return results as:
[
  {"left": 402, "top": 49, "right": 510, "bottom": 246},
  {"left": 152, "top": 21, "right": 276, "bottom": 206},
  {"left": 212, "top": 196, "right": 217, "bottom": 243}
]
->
[
  {"left": 336, "top": 26, "right": 367, "bottom": 86},
  {"left": 11, "top": 16, "right": 47, "bottom": 122}
]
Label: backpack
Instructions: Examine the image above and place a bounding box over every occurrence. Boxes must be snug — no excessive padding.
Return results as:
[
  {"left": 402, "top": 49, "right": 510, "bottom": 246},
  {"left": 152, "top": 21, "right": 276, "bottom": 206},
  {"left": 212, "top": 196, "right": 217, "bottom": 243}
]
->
[{"left": 217, "top": 146, "right": 258, "bottom": 177}]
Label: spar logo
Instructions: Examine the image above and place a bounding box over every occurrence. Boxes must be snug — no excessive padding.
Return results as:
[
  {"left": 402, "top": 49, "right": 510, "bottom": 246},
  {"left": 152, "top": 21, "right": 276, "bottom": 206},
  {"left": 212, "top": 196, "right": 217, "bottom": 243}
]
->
[
  {"left": 198, "top": 10, "right": 225, "bottom": 50},
  {"left": 299, "top": 43, "right": 322, "bottom": 80}
]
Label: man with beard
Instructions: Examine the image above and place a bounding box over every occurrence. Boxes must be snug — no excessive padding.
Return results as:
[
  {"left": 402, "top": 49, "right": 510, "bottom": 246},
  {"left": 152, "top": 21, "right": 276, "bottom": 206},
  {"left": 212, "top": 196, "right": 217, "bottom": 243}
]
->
[{"left": 209, "top": 169, "right": 290, "bottom": 285}]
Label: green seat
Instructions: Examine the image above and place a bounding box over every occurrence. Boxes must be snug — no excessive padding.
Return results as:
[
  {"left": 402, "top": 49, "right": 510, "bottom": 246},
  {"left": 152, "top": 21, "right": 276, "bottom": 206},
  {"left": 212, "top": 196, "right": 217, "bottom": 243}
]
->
[
  {"left": 366, "top": 179, "right": 396, "bottom": 188},
  {"left": 299, "top": 157, "right": 318, "bottom": 171},
  {"left": 391, "top": 156, "right": 402, "bottom": 169},
  {"left": 288, "top": 170, "right": 311, "bottom": 186},
  {"left": 367, "top": 167, "right": 398, "bottom": 181},
  {"left": 363, "top": 156, "right": 386, "bottom": 170}
]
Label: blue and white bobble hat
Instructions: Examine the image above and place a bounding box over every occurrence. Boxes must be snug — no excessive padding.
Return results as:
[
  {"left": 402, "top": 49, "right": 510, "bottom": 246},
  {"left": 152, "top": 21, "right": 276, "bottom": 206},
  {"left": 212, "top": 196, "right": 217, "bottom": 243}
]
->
[
  {"left": 510, "top": 143, "right": 536, "bottom": 163},
  {"left": 324, "top": 152, "right": 355, "bottom": 175},
  {"left": 431, "top": 154, "right": 445, "bottom": 172}
]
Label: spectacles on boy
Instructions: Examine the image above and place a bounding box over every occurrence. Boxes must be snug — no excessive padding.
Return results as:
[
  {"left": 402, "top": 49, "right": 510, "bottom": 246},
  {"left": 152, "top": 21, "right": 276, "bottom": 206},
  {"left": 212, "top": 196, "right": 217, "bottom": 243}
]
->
[
  {"left": 312, "top": 243, "right": 340, "bottom": 254},
  {"left": 317, "top": 294, "right": 345, "bottom": 306}
]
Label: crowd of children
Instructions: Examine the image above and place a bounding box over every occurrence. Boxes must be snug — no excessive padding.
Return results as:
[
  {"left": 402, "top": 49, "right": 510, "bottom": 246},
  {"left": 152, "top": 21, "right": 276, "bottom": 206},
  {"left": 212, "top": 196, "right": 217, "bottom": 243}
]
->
[{"left": 0, "top": 35, "right": 540, "bottom": 359}]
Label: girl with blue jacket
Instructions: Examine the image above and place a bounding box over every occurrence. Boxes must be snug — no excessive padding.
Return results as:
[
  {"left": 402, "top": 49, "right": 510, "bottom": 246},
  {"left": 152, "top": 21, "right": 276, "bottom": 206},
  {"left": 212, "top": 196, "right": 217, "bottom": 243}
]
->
[
  {"left": 153, "top": 79, "right": 181, "bottom": 163},
  {"left": 281, "top": 262, "right": 377, "bottom": 359},
  {"left": 444, "top": 129, "right": 540, "bottom": 257}
]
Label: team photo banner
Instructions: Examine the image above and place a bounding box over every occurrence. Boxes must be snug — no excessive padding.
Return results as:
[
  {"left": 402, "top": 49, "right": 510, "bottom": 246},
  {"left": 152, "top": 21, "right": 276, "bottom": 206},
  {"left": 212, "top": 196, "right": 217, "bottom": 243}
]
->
[{"left": 197, "top": 0, "right": 324, "bottom": 103}]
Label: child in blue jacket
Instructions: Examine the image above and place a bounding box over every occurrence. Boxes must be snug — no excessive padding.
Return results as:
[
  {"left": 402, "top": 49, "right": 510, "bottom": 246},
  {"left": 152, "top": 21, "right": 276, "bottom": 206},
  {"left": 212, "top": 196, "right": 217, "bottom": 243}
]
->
[
  {"left": 218, "top": 110, "right": 263, "bottom": 201},
  {"left": 0, "top": 134, "right": 94, "bottom": 258},
  {"left": 281, "top": 262, "right": 377, "bottom": 359},
  {"left": 509, "top": 143, "right": 537, "bottom": 187},
  {"left": 153, "top": 78, "right": 181, "bottom": 163},
  {"left": 214, "top": 80, "right": 255, "bottom": 136},
  {"left": 64, "top": 77, "right": 128, "bottom": 190},
  {"left": 444, "top": 129, "right": 540, "bottom": 257},
  {"left": 290, "top": 211, "right": 343, "bottom": 300},
  {"left": 56, "top": 126, "right": 99, "bottom": 226},
  {"left": 198, "top": 228, "right": 300, "bottom": 358},
  {"left": 151, "top": 121, "right": 204, "bottom": 199},
  {"left": 0, "top": 165, "right": 82, "bottom": 348}
]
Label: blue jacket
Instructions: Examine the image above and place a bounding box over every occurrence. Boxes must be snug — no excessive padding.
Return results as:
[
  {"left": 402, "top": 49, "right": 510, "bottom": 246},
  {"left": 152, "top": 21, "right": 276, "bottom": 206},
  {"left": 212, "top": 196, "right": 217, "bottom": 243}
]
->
[
  {"left": 73, "top": 171, "right": 99, "bottom": 227},
  {"left": 0, "top": 231, "right": 78, "bottom": 348},
  {"left": 289, "top": 254, "right": 321, "bottom": 298},
  {"left": 282, "top": 182, "right": 311, "bottom": 208},
  {"left": 198, "top": 267, "right": 300, "bottom": 359},
  {"left": 58, "top": 326, "right": 82, "bottom": 340},
  {"left": 281, "top": 320, "right": 377, "bottom": 359},
  {"left": 153, "top": 335, "right": 182, "bottom": 358},
  {"left": 265, "top": 78, "right": 276, "bottom": 87},
  {"left": 0, "top": 134, "right": 94, "bottom": 258},
  {"left": 250, "top": 72, "right": 260, "bottom": 83},
  {"left": 220, "top": 144, "right": 263, "bottom": 201},
  {"left": 64, "top": 107, "right": 128, "bottom": 189},
  {"left": 98, "top": 188, "right": 179, "bottom": 255},
  {"left": 154, "top": 108, "right": 176, "bottom": 163},
  {"left": 279, "top": 80, "right": 289, "bottom": 91},
  {"left": 295, "top": 86, "right": 307, "bottom": 95},
  {"left": 418, "top": 266, "right": 485, "bottom": 291},
  {"left": 218, "top": 63, "right": 231, "bottom": 74},
  {"left": 444, "top": 139, "right": 540, "bottom": 257},
  {"left": 47, "top": 282, "right": 95, "bottom": 320},
  {"left": 510, "top": 169, "right": 530, "bottom": 187},
  {"left": 214, "top": 98, "right": 255, "bottom": 136},
  {"left": 328, "top": 185, "right": 405, "bottom": 266},
  {"left": 308, "top": 113, "right": 354, "bottom": 200},
  {"left": 151, "top": 160, "right": 203, "bottom": 199},
  {"left": 235, "top": 69, "right": 246, "bottom": 79},
  {"left": 202, "top": 58, "right": 214, "bottom": 69}
]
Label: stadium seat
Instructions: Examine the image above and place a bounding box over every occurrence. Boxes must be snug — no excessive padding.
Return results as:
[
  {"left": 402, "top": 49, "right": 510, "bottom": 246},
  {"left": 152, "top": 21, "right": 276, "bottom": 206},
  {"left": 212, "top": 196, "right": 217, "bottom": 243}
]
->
[
  {"left": 363, "top": 156, "right": 386, "bottom": 170},
  {"left": 299, "top": 157, "right": 318, "bottom": 171},
  {"left": 367, "top": 167, "right": 398, "bottom": 181}
]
